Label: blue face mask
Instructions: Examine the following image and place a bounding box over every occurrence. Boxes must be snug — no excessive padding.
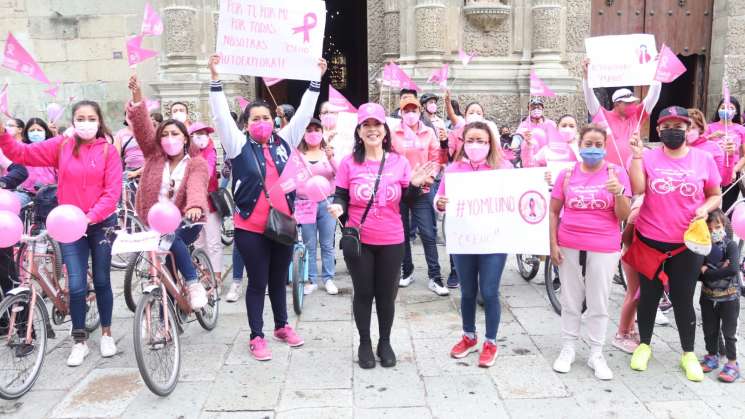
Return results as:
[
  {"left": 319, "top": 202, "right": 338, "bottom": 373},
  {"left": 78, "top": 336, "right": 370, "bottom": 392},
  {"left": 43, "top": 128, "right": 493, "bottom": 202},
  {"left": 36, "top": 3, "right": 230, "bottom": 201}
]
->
[
  {"left": 28, "top": 131, "right": 46, "bottom": 143},
  {"left": 579, "top": 147, "right": 606, "bottom": 166},
  {"left": 719, "top": 109, "right": 735, "bottom": 120}
]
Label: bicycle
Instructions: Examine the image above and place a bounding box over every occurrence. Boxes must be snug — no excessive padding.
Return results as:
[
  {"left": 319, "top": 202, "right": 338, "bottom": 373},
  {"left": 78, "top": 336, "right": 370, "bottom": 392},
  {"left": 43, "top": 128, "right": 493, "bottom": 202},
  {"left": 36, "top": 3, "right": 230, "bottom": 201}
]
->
[
  {"left": 130, "top": 222, "right": 219, "bottom": 396},
  {"left": 220, "top": 215, "right": 234, "bottom": 246},
  {"left": 515, "top": 254, "right": 541, "bottom": 281},
  {"left": 0, "top": 231, "right": 99, "bottom": 400},
  {"left": 112, "top": 178, "right": 146, "bottom": 269},
  {"left": 543, "top": 257, "right": 626, "bottom": 315},
  {"left": 288, "top": 226, "right": 309, "bottom": 315}
]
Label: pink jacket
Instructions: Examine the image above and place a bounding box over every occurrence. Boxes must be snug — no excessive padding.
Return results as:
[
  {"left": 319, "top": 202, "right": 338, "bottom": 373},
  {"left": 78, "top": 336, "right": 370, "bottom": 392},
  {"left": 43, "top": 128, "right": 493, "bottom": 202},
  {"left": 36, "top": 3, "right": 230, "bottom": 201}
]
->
[
  {"left": 0, "top": 133, "right": 122, "bottom": 223},
  {"left": 391, "top": 123, "right": 443, "bottom": 169},
  {"left": 200, "top": 139, "right": 218, "bottom": 212},
  {"left": 20, "top": 166, "right": 57, "bottom": 193}
]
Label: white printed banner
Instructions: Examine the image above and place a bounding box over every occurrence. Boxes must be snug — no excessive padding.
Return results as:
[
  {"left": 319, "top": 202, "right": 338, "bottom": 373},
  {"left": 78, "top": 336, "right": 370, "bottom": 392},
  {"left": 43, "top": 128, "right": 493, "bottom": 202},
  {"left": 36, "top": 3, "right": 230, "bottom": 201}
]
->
[
  {"left": 445, "top": 168, "right": 550, "bottom": 255},
  {"left": 112, "top": 231, "right": 161, "bottom": 255},
  {"left": 216, "top": 0, "right": 327, "bottom": 82},
  {"left": 585, "top": 34, "right": 658, "bottom": 88}
]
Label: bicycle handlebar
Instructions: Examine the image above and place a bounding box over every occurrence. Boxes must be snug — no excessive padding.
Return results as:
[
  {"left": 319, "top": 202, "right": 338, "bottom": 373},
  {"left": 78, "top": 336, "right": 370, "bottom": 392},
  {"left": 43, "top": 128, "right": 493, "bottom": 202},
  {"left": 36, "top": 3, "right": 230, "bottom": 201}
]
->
[{"left": 21, "top": 231, "right": 49, "bottom": 243}]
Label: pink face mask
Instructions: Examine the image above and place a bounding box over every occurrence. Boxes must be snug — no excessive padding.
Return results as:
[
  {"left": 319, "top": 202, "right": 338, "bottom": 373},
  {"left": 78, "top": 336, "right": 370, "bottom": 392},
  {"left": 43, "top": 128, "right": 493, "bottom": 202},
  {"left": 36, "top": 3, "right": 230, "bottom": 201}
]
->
[
  {"left": 558, "top": 127, "right": 577, "bottom": 142},
  {"left": 403, "top": 112, "right": 420, "bottom": 127},
  {"left": 305, "top": 131, "right": 323, "bottom": 146},
  {"left": 686, "top": 129, "right": 700, "bottom": 144},
  {"left": 248, "top": 120, "right": 274, "bottom": 143},
  {"left": 161, "top": 136, "right": 184, "bottom": 156},
  {"left": 464, "top": 143, "right": 490, "bottom": 163},
  {"left": 426, "top": 103, "right": 438, "bottom": 114},
  {"left": 320, "top": 113, "right": 337, "bottom": 129}
]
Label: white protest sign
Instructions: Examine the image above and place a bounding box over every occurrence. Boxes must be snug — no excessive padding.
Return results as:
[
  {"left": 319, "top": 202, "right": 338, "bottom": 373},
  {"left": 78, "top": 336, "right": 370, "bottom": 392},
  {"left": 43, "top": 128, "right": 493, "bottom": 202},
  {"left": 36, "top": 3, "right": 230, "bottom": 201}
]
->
[
  {"left": 332, "top": 111, "right": 358, "bottom": 160},
  {"left": 112, "top": 231, "right": 161, "bottom": 255},
  {"left": 445, "top": 168, "right": 550, "bottom": 255},
  {"left": 585, "top": 34, "right": 658, "bottom": 88},
  {"left": 546, "top": 161, "right": 576, "bottom": 186},
  {"left": 216, "top": 0, "right": 327, "bottom": 82}
]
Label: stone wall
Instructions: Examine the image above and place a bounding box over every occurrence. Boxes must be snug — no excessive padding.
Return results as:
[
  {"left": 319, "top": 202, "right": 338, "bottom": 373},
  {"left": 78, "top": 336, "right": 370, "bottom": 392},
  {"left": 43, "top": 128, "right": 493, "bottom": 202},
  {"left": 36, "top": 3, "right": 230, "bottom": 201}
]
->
[{"left": 709, "top": 0, "right": 745, "bottom": 115}]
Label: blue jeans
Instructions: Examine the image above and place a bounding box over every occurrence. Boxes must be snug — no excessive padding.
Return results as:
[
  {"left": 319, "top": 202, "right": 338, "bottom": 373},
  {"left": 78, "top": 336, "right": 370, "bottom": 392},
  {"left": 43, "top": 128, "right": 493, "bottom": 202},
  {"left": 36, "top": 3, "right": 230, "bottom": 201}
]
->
[
  {"left": 232, "top": 244, "right": 245, "bottom": 282},
  {"left": 401, "top": 193, "right": 441, "bottom": 280},
  {"left": 60, "top": 214, "right": 117, "bottom": 333},
  {"left": 300, "top": 198, "right": 336, "bottom": 284},
  {"left": 452, "top": 253, "right": 507, "bottom": 340},
  {"left": 166, "top": 224, "right": 202, "bottom": 283}
]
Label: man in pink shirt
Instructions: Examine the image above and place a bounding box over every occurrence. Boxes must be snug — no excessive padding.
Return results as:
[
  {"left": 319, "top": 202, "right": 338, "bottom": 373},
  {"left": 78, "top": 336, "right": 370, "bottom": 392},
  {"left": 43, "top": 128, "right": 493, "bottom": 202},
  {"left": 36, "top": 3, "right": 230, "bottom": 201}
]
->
[
  {"left": 517, "top": 97, "right": 556, "bottom": 150},
  {"left": 581, "top": 59, "right": 661, "bottom": 168},
  {"left": 391, "top": 97, "right": 448, "bottom": 296}
]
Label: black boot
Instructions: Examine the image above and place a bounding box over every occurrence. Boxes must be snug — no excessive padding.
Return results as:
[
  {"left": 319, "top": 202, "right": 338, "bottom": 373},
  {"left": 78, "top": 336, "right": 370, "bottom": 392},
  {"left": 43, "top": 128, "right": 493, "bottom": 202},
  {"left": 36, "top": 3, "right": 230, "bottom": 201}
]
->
[
  {"left": 358, "top": 340, "right": 375, "bottom": 369},
  {"left": 376, "top": 338, "right": 396, "bottom": 368}
]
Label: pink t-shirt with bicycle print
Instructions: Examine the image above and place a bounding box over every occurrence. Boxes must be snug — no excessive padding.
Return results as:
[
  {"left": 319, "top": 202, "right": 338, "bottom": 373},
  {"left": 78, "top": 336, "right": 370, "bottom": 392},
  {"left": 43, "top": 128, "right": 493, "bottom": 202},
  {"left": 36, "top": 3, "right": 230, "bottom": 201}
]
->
[
  {"left": 551, "top": 162, "right": 631, "bottom": 253},
  {"left": 335, "top": 153, "right": 411, "bottom": 245},
  {"left": 635, "top": 147, "right": 721, "bottom": 243}
]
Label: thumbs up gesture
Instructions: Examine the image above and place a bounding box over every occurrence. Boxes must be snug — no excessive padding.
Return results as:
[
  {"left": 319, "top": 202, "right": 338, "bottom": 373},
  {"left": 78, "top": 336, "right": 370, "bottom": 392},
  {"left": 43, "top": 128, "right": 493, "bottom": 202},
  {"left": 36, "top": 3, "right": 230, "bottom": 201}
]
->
[{"left": 605, "top": 165, "right": 624, "bottom": 196}]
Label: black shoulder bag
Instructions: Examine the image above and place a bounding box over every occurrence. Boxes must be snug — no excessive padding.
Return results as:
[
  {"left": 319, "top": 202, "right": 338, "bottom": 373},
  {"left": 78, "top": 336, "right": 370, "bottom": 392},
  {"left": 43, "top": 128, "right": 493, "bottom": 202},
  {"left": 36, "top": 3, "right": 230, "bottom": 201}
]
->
[
  {"left": 250, "top": 146, "right": 297, "bottom": 246},
  {"left": 339, "top": 153, "right": 386, "bottom": 258}
]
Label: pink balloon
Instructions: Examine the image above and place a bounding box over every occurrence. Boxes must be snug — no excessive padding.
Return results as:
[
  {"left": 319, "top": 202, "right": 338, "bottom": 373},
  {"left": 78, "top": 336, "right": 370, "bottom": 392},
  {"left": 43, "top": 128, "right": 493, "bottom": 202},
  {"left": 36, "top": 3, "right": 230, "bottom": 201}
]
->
[
  {"left": 732, "top": 204, "right": 745, "bottom": 238},
  {"left": 0, "top": 189, "right": 21, "bottom": 215},
  {"left": 304, "top": 175, "right": 330, "bottom": 202},
  {"left": 47, "top": 205, "right": 88, "bottom": 243},
  {"left": 147, "top": 201, "right": 181, "bottom": 234},
  {"left": 0, "top": 210, "right": 23, "bottom": 248},
  {"left": 47, "top": 103, "right": 64, "bottom": 123}
]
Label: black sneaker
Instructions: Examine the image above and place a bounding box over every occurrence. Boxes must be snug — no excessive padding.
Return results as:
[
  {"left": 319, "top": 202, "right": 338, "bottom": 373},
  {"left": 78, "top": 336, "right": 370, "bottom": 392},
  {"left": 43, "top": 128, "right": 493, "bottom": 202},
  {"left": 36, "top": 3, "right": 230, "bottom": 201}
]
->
[
  {"left": 376, "top": 339, "right": 396, "bottom": 368},
  {"left": 15, "top": 343, "right": 34, "bottom": 358},
  {"left": 358, "top": 341, "right": 375, "bottom": 369},
  {"left": 446, "top": 272, "right": 459, "bottom": 288}
]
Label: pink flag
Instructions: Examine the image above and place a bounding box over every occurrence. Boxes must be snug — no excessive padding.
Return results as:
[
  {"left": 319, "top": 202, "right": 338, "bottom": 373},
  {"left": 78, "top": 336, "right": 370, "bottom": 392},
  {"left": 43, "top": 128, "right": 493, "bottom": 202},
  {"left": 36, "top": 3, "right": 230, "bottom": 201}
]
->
[
  {"left": 126, "top": 35, "right": 158, "bottom": 67},
  {"left": 44, "top": 82, "right": 60, "bottom": 98},
  {"left": 47, "top": 103, "right": 64, "bottom": 124},
  {"left": 141, "top": 3, "right": 164, "bottom": 36},
  {"left": 653, "top": 44, "right": 686, "bottom": 83},
  {"left": 529, "top": 70, "right": 556, "bottom": 98},
  {"left": 427, "top": 64, "right": 449, "bottom": 89},
  {"left": 275, "top": 149, "right": 312, "bottom": 194},
  {"left": 2, "top": 33, "right": 50, "bottom": 84},
  {"left": 263, "top": 77, "right": 283, "bottom": 87},
  {"left": 0, "top": 84, "right": 10, "bottom": 118},
  {"left": 458, "top": 49, "right": 475, "bottom": 66},
  {"left": 237, "top": 96, "right": 250, "bottom": 111},
  {"left": 145, "top": 99, "right": 160, "bottom": 112},
  {"left": 328, "top": 85, "right": 357, "bottom": 113},
  {"left": 382, "top": 62, "right": 419, "bottom": 91}
]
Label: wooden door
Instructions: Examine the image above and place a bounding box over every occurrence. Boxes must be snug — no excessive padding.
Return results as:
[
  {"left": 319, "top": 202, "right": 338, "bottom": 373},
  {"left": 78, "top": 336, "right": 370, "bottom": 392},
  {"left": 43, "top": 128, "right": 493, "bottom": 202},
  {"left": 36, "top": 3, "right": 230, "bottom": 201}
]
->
[{"left": 591, "top": 0, "right": 645, "bottom": 36}]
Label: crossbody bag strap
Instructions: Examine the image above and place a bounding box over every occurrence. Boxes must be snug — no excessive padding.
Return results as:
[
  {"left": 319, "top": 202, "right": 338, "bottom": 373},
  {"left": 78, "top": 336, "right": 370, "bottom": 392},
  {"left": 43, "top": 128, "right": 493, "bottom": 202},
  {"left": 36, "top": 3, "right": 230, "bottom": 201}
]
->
[
  {"left": 359, "top": 152, "right": 386, "bottom": 226},
  {"left": 249, "top": 143, "right": 272, "bottom": 201}
]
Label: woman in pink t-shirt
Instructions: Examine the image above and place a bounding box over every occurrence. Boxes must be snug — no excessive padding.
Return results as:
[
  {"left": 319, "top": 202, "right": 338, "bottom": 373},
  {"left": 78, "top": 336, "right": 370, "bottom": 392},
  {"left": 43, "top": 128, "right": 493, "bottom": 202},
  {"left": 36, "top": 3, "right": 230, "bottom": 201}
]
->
[
  {"left": 434, "top": 121, "right": 512, "bottom": 369},
  {"left": 328, "top": 103, "right": 436, "bottom": 370},
  {"left": 628, "top": 106, "right": 722, "bottom": 382},
  {"left": 549, "top": 125, "right": 631, "bottom": 380},
  {"left": 704, "top": 97, "right": 744, "bottom": 213},
  {"left": 521, "top": 114, "right": 580, "bottom": 170}
]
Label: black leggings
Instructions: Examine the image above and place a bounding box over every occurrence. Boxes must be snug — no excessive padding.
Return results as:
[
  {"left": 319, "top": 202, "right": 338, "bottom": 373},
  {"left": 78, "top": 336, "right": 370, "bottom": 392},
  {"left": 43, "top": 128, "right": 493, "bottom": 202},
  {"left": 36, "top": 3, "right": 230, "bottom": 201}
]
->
[
  {"left": 700, "top": 297, "right": 739, "bottom": 360},
  {"left": 636, "top": 233, "right": 704, "bottom": 352},
  {"left": 345, "top": 243, "right": 404, "bottom": 343}
]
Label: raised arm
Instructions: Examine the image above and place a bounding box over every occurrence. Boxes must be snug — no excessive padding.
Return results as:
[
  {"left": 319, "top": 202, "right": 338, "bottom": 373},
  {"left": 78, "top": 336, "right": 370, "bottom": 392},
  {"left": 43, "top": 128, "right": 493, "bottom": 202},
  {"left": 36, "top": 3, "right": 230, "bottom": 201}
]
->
[
  {"left": 443, "top": 90, "right": 460, "bottom": 128},
  {"left": 208, "top": 54, "right": 247, "bottom": 160},
  {"left": 628, "top": 133, "right": 646, "bottom": 195},
  {"left": 581, "top": 59, "right": 601, "bottom": 117},
  {"left": 0, "top": 130, "right": 63, "bottom": 168},
  {"left": 126, "top": 75, "right": 159, "bottom": 158},
  {"left": 642, "top": 81, "right": 662, "bottom": 114}
]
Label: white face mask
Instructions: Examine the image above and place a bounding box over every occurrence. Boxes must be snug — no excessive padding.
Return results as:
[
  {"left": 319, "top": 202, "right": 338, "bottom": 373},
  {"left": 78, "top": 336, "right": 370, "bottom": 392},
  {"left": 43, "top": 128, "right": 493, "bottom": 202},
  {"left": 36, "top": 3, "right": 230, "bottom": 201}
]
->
[
  {"left": 172, "top": 112, "right": 188, "bottom": 123},
  {"left": 465, "top": 114, "right": 483, "bottom": 124},
  {"left": 74, "top": 121, "right": 99, "bottom": 140}
]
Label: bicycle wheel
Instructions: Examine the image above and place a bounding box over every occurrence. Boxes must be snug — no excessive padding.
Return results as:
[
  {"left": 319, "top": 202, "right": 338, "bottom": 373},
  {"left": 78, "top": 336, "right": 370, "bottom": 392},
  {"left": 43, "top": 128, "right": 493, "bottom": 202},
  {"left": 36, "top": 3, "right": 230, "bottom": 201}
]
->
[
  {"left": 612, "top": 261, "right": 627, "bottom": 290},
  {"left": 133, "top": 289, "right": 181, "bottom": 397},
  {"left": 221, "top": 216, "right": 234, "bottom": 246},
  {"left": 544, "top": 259, "right": 562, "bottom": 315},
  {"left": 0, "top": 292, "right": 49, "bottom": 400},
  {"left": 291, "top": 246, "right": 305, "bottom": 315},
  {"left": 84, "top": 285, "right": 100, "bottom": 333},
  {"left": 112, "top": 210, "right": 146, "bottom": 269},
  {"left": 193, "top": 249, "right": 219, "bottom": 331},
  {"left": 123, "top": 252, "right": 152, "bottom": 313},
  {"left": 16, "top": 237, "right": 63, "bottom": 284},
  {"left": 516, "top": 254, "right": 540, "bottom": 281}
]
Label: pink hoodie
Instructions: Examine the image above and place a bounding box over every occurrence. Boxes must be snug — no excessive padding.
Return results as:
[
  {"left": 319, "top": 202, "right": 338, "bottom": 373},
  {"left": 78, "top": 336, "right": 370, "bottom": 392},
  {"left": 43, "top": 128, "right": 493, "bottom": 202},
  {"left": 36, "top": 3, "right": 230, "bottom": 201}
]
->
[{"left": 0, "top": 133, "right": 122, "bottom": 223}]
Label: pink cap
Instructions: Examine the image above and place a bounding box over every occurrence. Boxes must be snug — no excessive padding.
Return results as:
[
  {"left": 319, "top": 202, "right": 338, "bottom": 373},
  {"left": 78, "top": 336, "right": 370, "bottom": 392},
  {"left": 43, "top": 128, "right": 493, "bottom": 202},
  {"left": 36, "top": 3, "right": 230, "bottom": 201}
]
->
[
  {"left": 188, "top": 122, "right": 215, "bottom": 135},
  {"left": 357, "top": 103, "right": 386, "bottom": 126}
]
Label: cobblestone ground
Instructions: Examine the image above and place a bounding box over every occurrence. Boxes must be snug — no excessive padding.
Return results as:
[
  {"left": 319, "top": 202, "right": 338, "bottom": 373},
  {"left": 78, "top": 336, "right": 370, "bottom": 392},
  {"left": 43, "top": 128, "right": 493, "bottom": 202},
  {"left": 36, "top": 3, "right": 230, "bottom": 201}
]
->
[{"left": 1, "top": 240, "right": 744, "bottom": 419}]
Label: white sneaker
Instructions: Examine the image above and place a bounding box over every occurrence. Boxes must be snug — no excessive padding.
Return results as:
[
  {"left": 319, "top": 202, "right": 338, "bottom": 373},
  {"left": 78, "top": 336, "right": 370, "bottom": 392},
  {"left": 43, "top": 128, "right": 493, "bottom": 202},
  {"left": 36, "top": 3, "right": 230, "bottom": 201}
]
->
[
  {"left": 225, "top": 282, "right": 241, "bottom": 303},
  {"left": 67, "top": 342, "right": 90, "bottom": 367},
  {"left": 304, "top": 283, "right": 318, "bottom": 295},
  {"left": 324, "top": 280, "right": 339, "bottom": 295},
  {"left": 100, "top": 335, "right": 117, "bottom": 358},
  {"left": 587, "top": 352, "right": 613, "bottom": 380},
  {"left": 188, "top": 282, "right": 208, "bottom": 310},
  {"left": 552, "top": 345, "right": 575, "bottom": 373},
  {"left": 655, "top": 308, "right": 670, "bottom": 326},
  {"left": 428, "top": 279, "right": 450, "bottom": 296},
  {"left": 399, "top": 274, "right": 414, "bottom": 288}
]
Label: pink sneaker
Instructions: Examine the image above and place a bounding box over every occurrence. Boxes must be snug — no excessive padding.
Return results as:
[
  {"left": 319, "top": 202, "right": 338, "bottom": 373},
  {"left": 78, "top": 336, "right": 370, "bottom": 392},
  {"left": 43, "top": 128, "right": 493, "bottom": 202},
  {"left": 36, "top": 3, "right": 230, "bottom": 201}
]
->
[
  {"left": 273, "top": 325, "right": 304, "bottom": 347},
  {"left": 611, "top": 333, "right": 638, "bottom": 354},
  {"left": 249, "top": 336, "right": 272, "bottom": 361}
]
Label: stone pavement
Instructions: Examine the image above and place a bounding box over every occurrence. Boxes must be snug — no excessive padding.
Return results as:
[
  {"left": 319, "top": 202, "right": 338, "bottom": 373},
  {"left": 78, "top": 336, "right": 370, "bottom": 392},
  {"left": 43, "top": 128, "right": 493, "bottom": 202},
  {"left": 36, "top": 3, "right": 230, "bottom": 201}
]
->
[{"left": 1, "top": 242, "right": 744, "bottom": 419}]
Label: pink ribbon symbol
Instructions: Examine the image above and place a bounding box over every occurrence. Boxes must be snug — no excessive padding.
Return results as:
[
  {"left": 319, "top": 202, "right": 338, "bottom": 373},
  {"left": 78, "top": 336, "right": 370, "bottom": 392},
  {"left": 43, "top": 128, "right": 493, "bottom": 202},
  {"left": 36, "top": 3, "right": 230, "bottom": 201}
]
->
[
  {"left": 293, "top": 13, "right": 317, "bottom": 43},
  {"left": 528, "top": 198, "right": 537, "bottom": 218}
]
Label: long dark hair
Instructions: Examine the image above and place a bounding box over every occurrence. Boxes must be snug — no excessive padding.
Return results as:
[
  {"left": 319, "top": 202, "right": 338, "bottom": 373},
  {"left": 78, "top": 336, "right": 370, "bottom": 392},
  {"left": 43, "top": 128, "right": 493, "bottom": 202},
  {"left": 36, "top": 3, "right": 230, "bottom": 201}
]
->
[
  {"left": 70, "top": 100, "right": 112, "bottom": 156},
  {"left": 240, "top": 100, "right": 280, "bottom": 145},
  {"left": 22, "top": 117, "right": 53, "bottom": 144},
  {"left": 154, "top": 119, "right": 191, "bottom": 155},
  {"left": 712, "top": 97, "right": 742, "bottom": 124},
  {"left": 352, "top": 122, "right": 393, "bottom": 164}
]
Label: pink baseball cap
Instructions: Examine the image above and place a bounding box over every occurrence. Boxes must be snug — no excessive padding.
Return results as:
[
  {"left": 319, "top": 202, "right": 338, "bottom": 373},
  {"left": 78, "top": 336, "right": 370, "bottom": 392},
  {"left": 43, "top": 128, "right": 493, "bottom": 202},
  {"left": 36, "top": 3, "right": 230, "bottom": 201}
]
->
[
  {"left": 188, "top": 122, "right": 215, "bottom": 135},
  {"left": 357, "top": 103, "right": 386, "bottom": 126}
]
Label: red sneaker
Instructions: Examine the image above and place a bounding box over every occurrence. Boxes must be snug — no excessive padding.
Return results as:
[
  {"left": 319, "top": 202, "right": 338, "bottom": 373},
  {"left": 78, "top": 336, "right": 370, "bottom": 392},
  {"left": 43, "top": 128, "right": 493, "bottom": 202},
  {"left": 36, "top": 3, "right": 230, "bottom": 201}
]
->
[
  {"left": 478, "top": 342, "right": 498, "bottom": 368},
  {"left": 450, "top": 335, "right": 478, "bottom": 359}
]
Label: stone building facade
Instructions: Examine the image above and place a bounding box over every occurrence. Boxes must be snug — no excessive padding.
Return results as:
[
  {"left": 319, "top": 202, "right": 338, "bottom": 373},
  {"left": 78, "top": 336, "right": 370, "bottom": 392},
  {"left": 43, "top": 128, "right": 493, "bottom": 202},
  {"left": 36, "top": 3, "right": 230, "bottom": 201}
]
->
[{"left": 1, "top": 0, "right": 743, "bottom": 130}]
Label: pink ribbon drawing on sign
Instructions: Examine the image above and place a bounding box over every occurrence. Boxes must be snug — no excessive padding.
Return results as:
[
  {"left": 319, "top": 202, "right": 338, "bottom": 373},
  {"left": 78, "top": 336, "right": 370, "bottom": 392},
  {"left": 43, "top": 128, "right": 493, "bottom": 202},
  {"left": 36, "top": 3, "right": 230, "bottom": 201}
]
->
[{"left": 293, "top": 13, "right": 318, "bottom": 43}]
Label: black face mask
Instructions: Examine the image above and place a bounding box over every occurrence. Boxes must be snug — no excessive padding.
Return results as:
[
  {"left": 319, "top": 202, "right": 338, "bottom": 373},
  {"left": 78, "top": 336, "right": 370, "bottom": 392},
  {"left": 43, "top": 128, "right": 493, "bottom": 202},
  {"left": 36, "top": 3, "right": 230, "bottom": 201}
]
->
[{"left": 659, "top": 128, "right": 686, "bottom": 149}]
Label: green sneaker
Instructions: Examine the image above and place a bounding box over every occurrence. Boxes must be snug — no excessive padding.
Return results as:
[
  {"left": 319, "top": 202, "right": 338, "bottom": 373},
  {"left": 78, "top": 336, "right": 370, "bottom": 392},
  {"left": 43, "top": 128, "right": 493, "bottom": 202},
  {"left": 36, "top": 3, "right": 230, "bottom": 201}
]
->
[
  {"left": 630, "top": 343, "right": 652, "bottom": 371},
  {"left": 680, "top": 352, "right": 704, "bottom": 382}
]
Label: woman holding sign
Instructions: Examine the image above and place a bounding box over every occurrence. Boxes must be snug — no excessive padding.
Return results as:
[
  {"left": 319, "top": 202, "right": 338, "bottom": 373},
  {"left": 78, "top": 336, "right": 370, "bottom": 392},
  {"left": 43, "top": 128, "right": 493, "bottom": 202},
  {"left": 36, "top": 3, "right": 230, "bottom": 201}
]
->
[
  {"left": 435, "top": 121, "right": 512, "bottom": 368},
  {"left": 548, "top": 124, "right": 631, "bottom": 380},
  {"left": 208, "top": 54, "right": 326, "bottom": 361},
  {"left": 627, "top": 106, "right": 722, "bottom": 382}
]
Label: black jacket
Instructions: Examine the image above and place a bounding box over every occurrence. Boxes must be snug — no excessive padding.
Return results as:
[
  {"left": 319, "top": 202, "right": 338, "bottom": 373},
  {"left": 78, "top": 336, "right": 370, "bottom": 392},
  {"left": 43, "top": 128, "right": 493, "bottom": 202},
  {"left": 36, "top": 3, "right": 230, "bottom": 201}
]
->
[{"left": 700, "top": 239, "right": 741, "bottom": 302}]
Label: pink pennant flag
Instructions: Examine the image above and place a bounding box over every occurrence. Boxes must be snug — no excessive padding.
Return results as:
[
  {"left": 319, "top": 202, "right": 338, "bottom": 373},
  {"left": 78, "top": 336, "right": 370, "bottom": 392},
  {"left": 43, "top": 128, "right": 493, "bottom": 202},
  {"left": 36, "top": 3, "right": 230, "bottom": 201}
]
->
[
  {"left": 328, "top": 85, "right": 357, "bottom": 113},
  {"left": 275, "top": 149, "right": 312, "bottom": 194},
  {"left": 529, "top": 70, "right": 556, "bottom": 98},
  {"left": 145, "top": 99, "right": 160, "bottom": 112},
  {"left": 44, "top": 82, "right": 60, "bottom": 98},
  {"left": 2, "top": 33, "right": 50, "bottom": 84},
  {"left": 263, "top": 77, "right": 283, "bottom": 87},
  {"left": 458, "top": 49, "right": 475, "bottom": 66},
  {"left": 126, "top": 35, "right": 158, "bottom": 67},
  {"left": 653, "top": 44, "right": 686, "bottom": 83},
  {"left": 382, "top": 62, "right": 419, "bottom": 91},
  {"left": 237, "top": 96, "right": 250, "bottom": 111},
  {"left": 0, "top": 84, "right": 10, "bottom": 118},
  {"left": 427, "top": 64, "right": 449, "bottom": 89},
  {"left": 141, "top": 3, "right": 164, "bottom": 36},
  {"left": 46, "top": 103, "right": 64, "bottom": 124}
]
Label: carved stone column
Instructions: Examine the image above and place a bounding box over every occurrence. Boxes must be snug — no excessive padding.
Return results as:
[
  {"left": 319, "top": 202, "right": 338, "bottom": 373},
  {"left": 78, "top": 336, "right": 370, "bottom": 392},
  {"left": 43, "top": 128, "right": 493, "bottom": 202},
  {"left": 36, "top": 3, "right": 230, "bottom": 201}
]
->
[
  {"left": 530, "top": 0, "right": 563, "bottom": 63},
  {"left": 383, "top": 0, "right": 401, "bottom": 60},
  {"left": 414, "top": 0, "right": 447, "bottom": 62}
]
